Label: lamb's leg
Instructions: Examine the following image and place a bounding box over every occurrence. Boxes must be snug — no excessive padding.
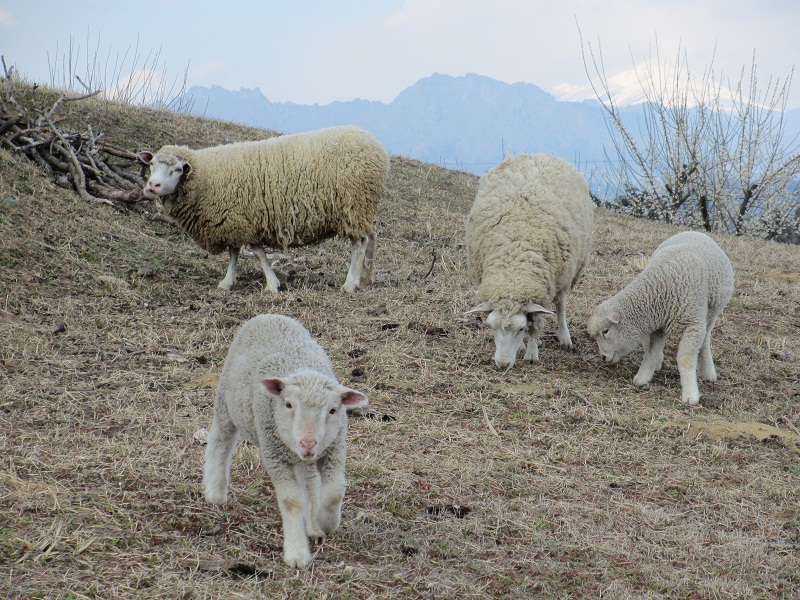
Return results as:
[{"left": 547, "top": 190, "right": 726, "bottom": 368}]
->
[
  {"left": 315, "top": 441, "right": 347, "bottom": 536},
  {"left": 522, "top": 314, "right": 546, "bottom": 363},
  {"left": 202, "top": 402, "right": 240, "bottom": 504},
  {"left": 266, "top": 460, "right": 312, "bottom": 569},
  {"left": 217, "top": 247, "right": 239, "bottom": 291},
  {"left": 251, "top": 245, "right": 281, "bottom": 295},
  {"left": 698, "top": 316, "right": 718, "bottom": 381},
  {"left": 359, "top": 232, "right": 376, "bottom": 286},
  {"left": 342, "top": 236, "right": 368, "bottom": 293},
  {"left": 555, "top": 289, "right": 573, "bottom": 349},
  {"left": 633, "top": 330, "right": 666, "bottom": 386},
  {"left": 303, "top": 463, "right": 325, "bottom": 541},
  {"left": 676, "top": 327, "right": 705, "bottom": 405}
]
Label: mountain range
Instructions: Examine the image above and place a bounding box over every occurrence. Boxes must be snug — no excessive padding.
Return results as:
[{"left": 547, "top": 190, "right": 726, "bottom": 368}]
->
[{"left": 185, "top": 72, "right": 800, "bottom": 178}]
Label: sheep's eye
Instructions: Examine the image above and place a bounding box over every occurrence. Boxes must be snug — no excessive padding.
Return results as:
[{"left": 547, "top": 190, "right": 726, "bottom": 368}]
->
[
  {"left": 329, "top": 407, "right": 337, "bottom": 415},
  {"left": 284, "top": 402, "right": 293, "bottom": 410},
  {"left": 173, "top": 167, "right": 182, "bottom": 175},
  {"left": 601, "top": 328, "right": 610, "bottom": 337}
]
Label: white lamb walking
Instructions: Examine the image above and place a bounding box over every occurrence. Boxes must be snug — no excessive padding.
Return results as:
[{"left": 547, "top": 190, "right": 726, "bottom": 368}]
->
[
  {"left": 465, "top": 153, "right": 595, "bottom": 369},
  {"left": 139, "top": 125, "right": 389, "bottom": 293},
  {"left": 202, "top": 314, "right": 368, "bottom": 569},
  {"left": 587, "top": 231, "right": 734, "bottom": 406}
]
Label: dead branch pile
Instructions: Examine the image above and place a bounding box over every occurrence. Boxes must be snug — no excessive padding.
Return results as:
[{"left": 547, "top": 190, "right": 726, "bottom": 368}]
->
[{"left": 0, "top": 63, "right": 147, "bottom": 209}]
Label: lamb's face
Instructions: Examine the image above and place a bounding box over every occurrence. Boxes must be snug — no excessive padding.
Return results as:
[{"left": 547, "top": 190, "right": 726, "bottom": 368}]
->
[
  {"left": 587, "top": 308, "right": 637, "bottom": 363},
  {"left": 263, "top": 373, "right": 368, "bottom": 462},
  {"left": 486, "top": 310, "right": 528, "bottom": 370},
  {"left": 138, "top": 151, "right": 191, "bottom": 198}
]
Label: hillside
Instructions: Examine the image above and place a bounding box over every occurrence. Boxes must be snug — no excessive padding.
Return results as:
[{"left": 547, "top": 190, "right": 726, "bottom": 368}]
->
[{"left": 1, "top": 93, "right": 799, "bottom": 599}]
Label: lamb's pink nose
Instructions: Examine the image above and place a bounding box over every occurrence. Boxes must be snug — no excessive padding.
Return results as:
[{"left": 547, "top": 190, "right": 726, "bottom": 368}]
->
[{"left": 300, "top": 439, "right": 316, "bottom": 455}]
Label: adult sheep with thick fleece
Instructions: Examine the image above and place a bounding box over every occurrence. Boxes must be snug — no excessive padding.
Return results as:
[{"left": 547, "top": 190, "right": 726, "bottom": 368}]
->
[
  {"left": 202, "top": 314, "right": 368, "bottom": 569},
  {"left": 139, "top": 125, "right": 389, "bottom": 293},
  {"left": 465, "top": 153, "right": 594, "bottom": 369},
  {"left": 587, "top": 231, "right": 734, "bottom": 406}
]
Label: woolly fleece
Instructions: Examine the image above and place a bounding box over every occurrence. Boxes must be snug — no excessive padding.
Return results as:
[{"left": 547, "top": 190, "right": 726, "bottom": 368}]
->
[
  {"left": 466, "top": 153, "right": 595, "bottom": 319},
  {"left": 154, "top": 125, "right": 389, "bottom": 254}
]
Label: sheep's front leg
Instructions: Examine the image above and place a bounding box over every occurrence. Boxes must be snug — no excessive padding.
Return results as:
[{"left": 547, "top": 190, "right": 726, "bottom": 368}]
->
[
  {"left": 267, "top": 460, "right": 312, "bottom": 569},
  {"left": 202, "top": 401, "right": 240, "bottom": 504},
  {"left": 676, "top": 327, "right": 705, "bottom": 405},
  {"left": 633, "top": 330, "right": 666, "bottom": 386},
  {"left": 555, "top": 289, "right": 573, "bottom": 349},
  {"left": 251, "top": 245, "right": 281, "bottom": 295},
  {"left": 342, "top": 236, "right": 368, "bottom": 293},
  {"left": 522, "top": 314, "right": 546, "bottom": 363},
  {"left": 218, "top": 247, "right": 239, "bottom": 291},
  {"left": 302, "top": 463, "right": 326, "bottom": 541},
  {"left": 315, "top": 441, "right": 347, "bottom": 536}
]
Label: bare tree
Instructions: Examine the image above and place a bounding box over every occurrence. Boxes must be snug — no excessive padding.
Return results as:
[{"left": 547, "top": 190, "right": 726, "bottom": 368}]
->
[{"left": 581, "top": 33, "right": 800, "bottom": 241}]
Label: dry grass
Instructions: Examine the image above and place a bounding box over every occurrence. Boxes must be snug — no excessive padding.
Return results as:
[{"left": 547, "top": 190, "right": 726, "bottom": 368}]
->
[{"left": 0, "top": 94, "right": 798, "bottom": 599}]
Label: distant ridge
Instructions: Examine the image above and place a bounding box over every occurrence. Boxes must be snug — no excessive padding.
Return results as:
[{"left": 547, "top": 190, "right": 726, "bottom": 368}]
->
[{"left": 186, "top": 72, "right": 800, "bottom": 177}]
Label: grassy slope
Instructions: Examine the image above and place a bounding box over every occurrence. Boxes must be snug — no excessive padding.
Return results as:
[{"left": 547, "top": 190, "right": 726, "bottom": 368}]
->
[{"left": 0, "top": 94, "right": 798, "bottom": 599}]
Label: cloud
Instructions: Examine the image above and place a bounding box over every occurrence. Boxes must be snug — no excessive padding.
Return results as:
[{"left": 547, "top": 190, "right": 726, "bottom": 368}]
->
[
  {"left": 192, "top": 60, "right": 226, "bottom": 82},
  {"left": 0, "top": 9, "right": 16, "bottom": 28}
]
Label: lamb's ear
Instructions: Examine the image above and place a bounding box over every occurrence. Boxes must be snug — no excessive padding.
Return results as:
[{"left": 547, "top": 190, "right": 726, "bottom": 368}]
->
[
  {"left": 261, "top": 378, "right": 284, "bottom": 396},
  {"left": 182, "top": 161, "right": 193, "bottom": 176},
  {"left": 608, "top": 312, "right": 621, "bottom": 325},
  {"left": 465, "top": 301, "right": 494, "bottom": 315},
  {"left": 340, "top": 388, "right": 369, "bottom": 409},
  {"left": 138, "top": 151, "right": 154, "bottom": 164},
  {"left": 521, "top": 303, "right": 555, "bottom": 316}
]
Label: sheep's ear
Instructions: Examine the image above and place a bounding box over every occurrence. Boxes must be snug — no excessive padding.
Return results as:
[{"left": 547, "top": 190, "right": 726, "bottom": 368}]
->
[
  {"left": 340, "top": 389, "right": 368, "bottom": 409},
  {"left": 182, "top": 161, "right": 193, "bottom": 176},
  {"left": 138, "top": 151, "right": 154, "bottom": 164},
  {"left": 608, "top": 312, "right": 621, "bottom": 325},
  {"left": 465, "top": 301, "right": 494, "bottom": 315},
  {"left": 521, "top": 303, "right": 554, "bottom": 316},
  {"left": 261, "top": 378, "right": 284, "bottom": 396}
]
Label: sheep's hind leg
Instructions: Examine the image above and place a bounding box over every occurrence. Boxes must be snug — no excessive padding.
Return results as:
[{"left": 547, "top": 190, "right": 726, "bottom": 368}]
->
[
  {"left": 359, "top": 232, "right": 376, "bottom": 286},
  {"left": 251, "top": 245, "right": 281, "bottom": 294},
  {"left": 698, "top": 317, "right": 718, "bottom": 382},
  {"left": 217, "top": 247, "right": 239, "bottom": 291},
  {"left": 676, "top": 327, "right": 705, "bottom": 405},
  {"left": 342, "top": 236, "right": 368, "bottom": 293}
]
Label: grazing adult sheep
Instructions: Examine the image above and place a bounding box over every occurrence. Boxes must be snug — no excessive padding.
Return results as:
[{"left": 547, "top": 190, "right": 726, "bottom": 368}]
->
[
  {"left": 139, "top": 125, "right": 389, "bottom": 293},
  {"left": 587, "top": 231, "right": 734, "bottom": 406},
  {"left": 465, "top": 153, "right": 595, "bottom": 369},
  {"left": 202, "top": 314, "right": 368, "bottom": 569}
]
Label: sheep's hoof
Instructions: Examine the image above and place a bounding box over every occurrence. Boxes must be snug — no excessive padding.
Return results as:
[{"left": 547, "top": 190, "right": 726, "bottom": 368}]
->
[
  {"left": 217, "top": 281, "right": 234, "bottom": 291},
  {"left": 341, "top": 283, "right": 357, "bottom": 293}
]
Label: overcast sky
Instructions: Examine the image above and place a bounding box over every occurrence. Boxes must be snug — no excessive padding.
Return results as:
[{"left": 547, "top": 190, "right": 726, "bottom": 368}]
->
[{"left": 1, "top": 0, "right": 798, "bottom": 109}]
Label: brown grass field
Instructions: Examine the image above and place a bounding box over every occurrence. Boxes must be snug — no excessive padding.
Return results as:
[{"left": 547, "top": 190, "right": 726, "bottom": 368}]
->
[{"left": 1, "top": 91, "right": 798, "bottom": 599}]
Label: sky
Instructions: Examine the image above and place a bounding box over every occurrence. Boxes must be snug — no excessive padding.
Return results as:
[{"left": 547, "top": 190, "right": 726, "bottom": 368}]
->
[{"left": 1, "top": 0, "right": 799, "bottom": 109}]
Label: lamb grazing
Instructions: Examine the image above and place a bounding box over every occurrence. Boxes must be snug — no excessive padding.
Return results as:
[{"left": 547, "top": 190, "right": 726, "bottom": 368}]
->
[
  {"left": 587, "top": 231, "right": 734, "bottom": 406},
  {"left": 465, "top": 153, "right": 595, "bottom": 369},
  {"left": 139, "top": 125, "right": 389, "bottom": 293},
  {"left": 202, "top": 314, "right": 368, "bottom": 569}
]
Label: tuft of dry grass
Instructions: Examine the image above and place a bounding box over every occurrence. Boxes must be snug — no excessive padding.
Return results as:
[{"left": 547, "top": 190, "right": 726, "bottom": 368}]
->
[{"left": 1, "top": 94, "right": 798, "bottom": 599}]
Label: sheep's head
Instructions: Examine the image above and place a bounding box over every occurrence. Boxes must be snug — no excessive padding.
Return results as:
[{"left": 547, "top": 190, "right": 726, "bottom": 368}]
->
[
  {"left": 466, "top": 300, "right": 554, "bottom": 370},
  {"left": 262, "top": 370, "right": 368, "bottom": 462},
  {"left": 587, "top": 302, "right": 637, "bottom": 363},
  {"left": 139, "top": 149, "right": 192, "bottom": 198}
]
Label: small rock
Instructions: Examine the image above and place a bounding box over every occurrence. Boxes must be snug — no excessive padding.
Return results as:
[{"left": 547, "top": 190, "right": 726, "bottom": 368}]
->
[{"left": 52, "top": 322, "right": 67, "bottom": 335}]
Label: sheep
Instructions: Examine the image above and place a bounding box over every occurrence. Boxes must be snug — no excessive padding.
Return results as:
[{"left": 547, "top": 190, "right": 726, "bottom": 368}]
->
[
  {"left": 202, "top": 314, "right": 368, "bottom": 569},
  {"left": 587, "top": 231, "right": 734, "bottom": 406},
  {"left": 465, "top": 153, "right": 595, "bottom": 369},
  {"left": 138, "top": 125, "right": 389, "bottom": 293}
]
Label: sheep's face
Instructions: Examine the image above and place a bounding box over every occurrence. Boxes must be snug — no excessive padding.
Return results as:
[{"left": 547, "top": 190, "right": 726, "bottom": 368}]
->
[
  {"left": 467, "top": 301, "right": 554, "bottom": 370},
  {"left": 263, "top": 372, "right": 368, "bottom": 462},
  {"left": 486, "top": 310, "right": 528, "bottom": 369},
  {"left": 138, "top": 151, "right": 192, "bottom": 198},
  {"left": 588, "top": 308, "right": 637, "bottom": 363}
]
